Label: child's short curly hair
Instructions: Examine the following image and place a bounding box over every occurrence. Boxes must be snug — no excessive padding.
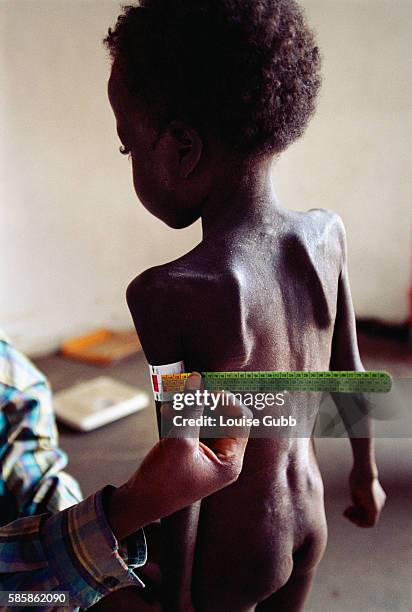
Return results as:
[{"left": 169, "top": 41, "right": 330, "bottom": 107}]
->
[{"left": 104, "top": 0, "right": 321, "bottom": 156}]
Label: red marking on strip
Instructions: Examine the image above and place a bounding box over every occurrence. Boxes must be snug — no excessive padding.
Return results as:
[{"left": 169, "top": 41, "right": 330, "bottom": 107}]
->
[{"left": 152, "top": 375, "right": 159, "bottom": 393}]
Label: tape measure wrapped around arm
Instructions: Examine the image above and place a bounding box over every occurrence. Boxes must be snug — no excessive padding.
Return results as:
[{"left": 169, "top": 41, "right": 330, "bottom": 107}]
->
[
  {"left": 151, "top": 370, "right": 392, "bottom": 397},
  {"left": 149, "top": 361, "right": 186, "bottom": 401}
]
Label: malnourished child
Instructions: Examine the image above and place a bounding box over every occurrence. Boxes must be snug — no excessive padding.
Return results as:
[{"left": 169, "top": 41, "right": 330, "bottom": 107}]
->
[{"left": 105, "top": 1, "right": 386, "bottom": 610}]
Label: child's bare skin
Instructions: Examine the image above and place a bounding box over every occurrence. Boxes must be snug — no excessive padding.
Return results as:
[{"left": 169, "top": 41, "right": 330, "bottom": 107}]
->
[
  {"left": 106, "top": 3, "right": 386, "bottom": 609},
  {"left": 124, "top": 178, "right": 385, "bottom": 611}
]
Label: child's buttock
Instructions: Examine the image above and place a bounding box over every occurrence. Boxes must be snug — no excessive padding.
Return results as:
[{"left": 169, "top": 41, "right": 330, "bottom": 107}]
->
[{"left": 192, "top": 440, "right": 327, "bottom": 611}]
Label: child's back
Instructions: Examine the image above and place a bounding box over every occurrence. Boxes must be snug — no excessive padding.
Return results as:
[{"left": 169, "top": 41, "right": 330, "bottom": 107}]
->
[
  {"left": 128, "top": 204, "right": 343, "bottom": 610},
  {"left": 173, "top": 207, "right": 341, "bottom": 375},
  {"left": 188, "top": 207, "right": 339, "bottom": 611}
]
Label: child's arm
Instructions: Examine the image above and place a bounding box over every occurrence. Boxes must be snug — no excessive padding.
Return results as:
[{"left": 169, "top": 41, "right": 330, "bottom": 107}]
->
[
  {"left": 329, "top": 219, "right": 386, "bottom": 527},
  {"left": 127, "top": 266, "right": 200, "bottom": 611},
  {"left": 127, "top": 266, "right": 185, "bottom": 430}
]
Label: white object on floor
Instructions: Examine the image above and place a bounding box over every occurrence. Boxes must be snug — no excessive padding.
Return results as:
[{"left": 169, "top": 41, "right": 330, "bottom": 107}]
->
[{"left": 53, "top": 376, "right": 149, "bottom": 431}]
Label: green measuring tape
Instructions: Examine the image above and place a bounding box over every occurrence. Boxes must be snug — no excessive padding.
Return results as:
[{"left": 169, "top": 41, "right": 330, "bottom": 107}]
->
[{"left": 161, "top": 371, "right": 392, "bottom": 394}]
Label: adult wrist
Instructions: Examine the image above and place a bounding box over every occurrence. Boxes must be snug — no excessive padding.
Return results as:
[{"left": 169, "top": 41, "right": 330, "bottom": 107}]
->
[{"left": 104, "top": 483, "right": 146, "bottom": 541}]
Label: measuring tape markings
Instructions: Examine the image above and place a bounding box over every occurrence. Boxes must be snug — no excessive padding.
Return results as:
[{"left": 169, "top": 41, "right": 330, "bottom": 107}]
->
[
  {"left": 159, "top": 371, "right": 392, "bottom": 394},
  {"left": 149, "top": 361, "right": 185, "bottom": 402}
]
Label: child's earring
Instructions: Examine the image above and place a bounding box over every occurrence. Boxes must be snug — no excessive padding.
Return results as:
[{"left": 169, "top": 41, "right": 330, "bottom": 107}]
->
[{"left": 119, "top": 145, "right": 130, "bottom": 156}]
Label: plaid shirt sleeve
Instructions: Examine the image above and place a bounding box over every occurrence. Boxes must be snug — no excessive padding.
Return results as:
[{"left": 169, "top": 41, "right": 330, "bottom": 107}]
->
[
  {"left": 0, "top": 334, "right": 147, "bottom": 609},
  {"left": 0, "top": 486, "right": 147, "bottom": 610}
]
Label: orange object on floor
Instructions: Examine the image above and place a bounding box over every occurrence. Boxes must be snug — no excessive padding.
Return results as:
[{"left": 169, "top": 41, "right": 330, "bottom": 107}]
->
[{"left": 60, "top": 328, "right": 142, "bottom": 366}]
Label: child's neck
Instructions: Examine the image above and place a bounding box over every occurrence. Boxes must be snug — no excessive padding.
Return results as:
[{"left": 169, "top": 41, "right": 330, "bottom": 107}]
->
[{"left": 201, "top": 155, "right": 280, "bottom": 239}]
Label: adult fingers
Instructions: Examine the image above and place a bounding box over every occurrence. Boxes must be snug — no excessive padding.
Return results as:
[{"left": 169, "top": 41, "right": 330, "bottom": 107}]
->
[
  {"left": 205, "top": 391, "right": 252, "bottom": 461},
  {"left": 162, "top": 372, "right": 205, "bottom": 441}
]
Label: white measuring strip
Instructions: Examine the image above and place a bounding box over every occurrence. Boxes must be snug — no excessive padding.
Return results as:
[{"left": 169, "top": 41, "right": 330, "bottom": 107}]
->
[{"left": 149, "top": 360, "right": 185, "bottom": 401}]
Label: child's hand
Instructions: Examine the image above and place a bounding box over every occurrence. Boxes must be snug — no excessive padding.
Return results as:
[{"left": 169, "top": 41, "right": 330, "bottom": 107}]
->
[{"left": 343, "top": 468, "right": 386, "bottom": 527}]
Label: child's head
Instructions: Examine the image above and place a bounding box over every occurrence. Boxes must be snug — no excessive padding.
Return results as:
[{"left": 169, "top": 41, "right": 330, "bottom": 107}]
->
[{"left": 105, "top": 0, "right": 321, "bottom": 228}]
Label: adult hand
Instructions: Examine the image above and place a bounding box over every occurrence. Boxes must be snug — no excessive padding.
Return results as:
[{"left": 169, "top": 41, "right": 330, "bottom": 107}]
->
[{"left": 107, "top": 372, "right": 251, "bottom": 541}]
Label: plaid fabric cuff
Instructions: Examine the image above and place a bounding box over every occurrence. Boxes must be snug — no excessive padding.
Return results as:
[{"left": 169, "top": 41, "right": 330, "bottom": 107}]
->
[
  {"left": 40, "top": 486, "right": 146, "bottom": 609},
  {"left": 102, "top": 485, "right": 147, "bottom": 568},
  {"left": 0, "top": 513, "right": 49, "bottom": 572}
]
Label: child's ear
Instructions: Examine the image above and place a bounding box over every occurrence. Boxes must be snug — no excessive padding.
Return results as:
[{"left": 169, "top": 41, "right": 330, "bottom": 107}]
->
[{"left": 167, "top": 120, "right": 202, "bottom": 179}]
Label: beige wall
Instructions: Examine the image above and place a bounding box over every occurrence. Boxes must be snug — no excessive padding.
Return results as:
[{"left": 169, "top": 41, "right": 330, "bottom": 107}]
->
[
  {"left": 1, "top": 0, "right": 411, "bottom": 355},
  {"left": 279, "top": 0, "right": 412, "bottom": 322}
]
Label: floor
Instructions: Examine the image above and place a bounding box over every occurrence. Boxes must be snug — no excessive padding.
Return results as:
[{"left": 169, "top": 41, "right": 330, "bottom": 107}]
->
[{"left": 33, "top": 331, "right": 412, "bottom": 612}]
